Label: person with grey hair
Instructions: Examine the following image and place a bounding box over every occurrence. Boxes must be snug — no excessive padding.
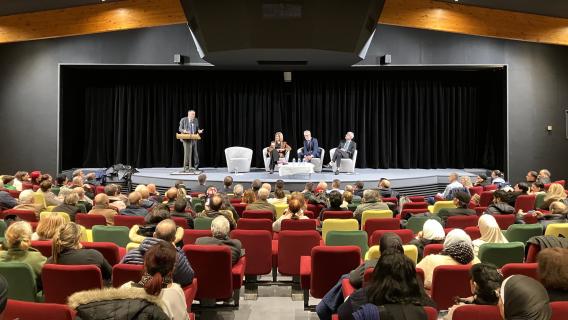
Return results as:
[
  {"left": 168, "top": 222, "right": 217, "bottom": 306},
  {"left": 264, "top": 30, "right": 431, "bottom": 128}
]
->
[
  {"left": 327, "top": 132, "right": 357, "bottom": 175},
  {"left": 13, "top": 189, "right": 43, "bottom": 218},
  {"left": 434, "top": 172, "right": 465, "bottom": 202},
  {"left": 353, "top": 189, "right": 389, "bottom": 224},
  {"left": 245, "top": 187, "right": 276, "bottom": 220},
  {"left": 231, "top": 184, "right": 244, "bottom": 200},
  {"left": 196, "top": 216, "right": 242, "bottom": 265},
  {"left": 298, "top": 130, "right": 320, "bottom": 161},
  {"left": 538, "top": 169, "right": 552, "bottom": 184},
  {"left": 53, "top": 191, "right": 82, "bottom": 221},
  {"left": 178, "top": 110, "right": 204, "bottom": 171}
]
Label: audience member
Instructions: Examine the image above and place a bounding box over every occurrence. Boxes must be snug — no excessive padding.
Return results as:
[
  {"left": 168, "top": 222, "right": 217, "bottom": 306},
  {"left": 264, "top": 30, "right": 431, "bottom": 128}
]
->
[
  {"left": 376, "top": 178, "right": 399, "bottom": 199},
  {"left": 473, "top": 174, "right": 490, "bottom": 187},
  {"left": 32, "top": 211, "right": 66, "bottom": 240},
  {"left": 13, "top": 189, "right": 42, "bottom": 218},
  {"left": 268, "top": 188, "right": 287, "bottom": 205},
  {"left": 484, "top": 190, "right": 515, "bottom": 215},
  {"left": 435, "top": 173, "right": 464, "bottom": 201},
  {"left": 88, "top": 194, "right": 117, "bottom": 225},
  {"left": 104, "top": 184, "right": 126, "bottom": 211},
  {"left": 1, "top": 175, "right": 16, "bottom": 190},
  {"left": 13, "top": 171, "right": 29, "bottom": 191},
  {"left": 241, "top": 189, "right": 256, "bottom": 204},
  {"left": 274, "top": 179, "right": 289, "bottom": 195},
  {"left": 192, "top": 174, "right": 208, "bottom": 194},
  {"left": 319, "top": 191, "right": 349, "bottom": 220},
  {"left": 307, "top": 181, "right": 329, "bottom": 206},
  {"left": 251, "top": 179, "right": 262, "bottom": 196},
  {"left": 491, "top": 170, "right": 507, "bottom": 188},
  {"left": 120, "top": 192, "right": 148, "bottom": 216},
  {"left": 499, "top": 275, "right": 551, "bottom": 320},
  {"left": 302, "top": 182, "right": 314, "bottom": 199},
  {"left": 438, "top": 191, "right": 476, "bottom": 224},
  {"left": 163, "top": 187, "right": 178, "bottom": 208},
  {"left": 344, "top": 185, "right": 361, "bottom": 203},
  {"left": 129, "top": 205, "right": 183, "bottom": 244},
  {"left": 147, "top": 184, "right": 161, "bottom": 203},
  {"left": 353, "top": 190, "right": 389, "bottom": 224},
  {"left": 460, "top": 176, "right": 473, "bottom": 188},
  {"left": 197, "top": 194, "right": 237, "bottom": 229},
  {"left": 134, "top": 184, "right": 155, "bottom": 209},
  {"left": 245, "top": 188, "right": 276, "bottom": 220},
  {"left": 537, "top": 169, "right": 552, "bottom": 185},
  {"left": 328, "top": 179, "right": 343, "bottom": 194},
  {"left": 222, "top": 176, "right": 233, "bottom": 194},
  {"left": 196, "top": 216, "right": 242, "bottom": 265},
  {"left": 232, "top": 184, "right": 244, "bottom": 201},
  {"left": 539, "top": 183, "right": 567, "bottom": 210},
  {"left": 409, "top": 219, "right": 445, "bottom": 261},
  {"left": 472, "top": 214, "right": 508, "bottom": 256},
  {"left": 29, "top": 171, "right": 42, "bottom": 186},
  {"left": 272, "top": 198, "right": 308, "bottom": 232},
  {"left": 0, "top": 186, "right": 17, "bottom": 210},
  {"left": 537, "top": 248, "right": 568, "bottom": 302},
  {"left": 513, "top": 182, "right": 530, "bottom": 195},
  {"left": 53, "top": 191, "right": 82, "bottom": 221},
  {"left": 74, "top": 186, "right": 92, "bottom": 211},
  {"left": 171, "top": 198, "right": 194, "bottom": 229},
  {"left": 353, "top": 181, "right": 365, "bottom": 198},
  {"left": 531, "top": 181, "right": 546, "bottom": 195},
  {"left": 526, "top": 171, "right": 538, "bottom": 183},
  {"left": 261, "top": 183, "right": 272, "bottom": 197},
  {"left": 38, "top": 180, "right": 62, "bottom": 206}
]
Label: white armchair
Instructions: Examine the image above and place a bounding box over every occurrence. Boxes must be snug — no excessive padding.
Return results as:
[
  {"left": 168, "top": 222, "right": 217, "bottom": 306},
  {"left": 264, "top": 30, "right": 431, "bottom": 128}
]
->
[
  {"left": 225, "top": 147, "right": 253, "bottom": 173},
  {"left": 297, "top": 147, "right": 325, "bottom": 173},
  {"left": 329, "top": 148, "right": 357, "bottom": 173},
  {"left": 262, "top": 147, "right": 290, "bottom": 172}
]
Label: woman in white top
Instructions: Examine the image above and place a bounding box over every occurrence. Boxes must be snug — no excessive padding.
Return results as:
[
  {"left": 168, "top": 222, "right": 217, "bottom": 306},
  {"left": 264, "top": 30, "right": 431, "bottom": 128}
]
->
[
  {"left": 122, "top": 241, "right": 189, "bottom": 320},
  {"left": 272, "top": 197, "right": 309, "bottom": 232},
  {"left": 472, "top": 214, "right": 508, "bottom": 256}
]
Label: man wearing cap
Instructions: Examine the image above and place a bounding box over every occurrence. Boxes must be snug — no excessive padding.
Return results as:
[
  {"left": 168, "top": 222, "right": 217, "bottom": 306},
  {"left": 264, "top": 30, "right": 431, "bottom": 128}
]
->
[{"left": 437, "top": 191, "right": 476, "bottom": 225}]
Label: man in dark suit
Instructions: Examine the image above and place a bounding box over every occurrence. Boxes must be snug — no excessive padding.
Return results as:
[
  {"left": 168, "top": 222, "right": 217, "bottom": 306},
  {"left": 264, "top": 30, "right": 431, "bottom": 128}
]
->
[
  {"left": 178, "top": 110, "right": 204, "bottom": 171},
  {"left": 298, "top": 130, "right": 320, "bottom": 161},
  {"left": 329, "top": 131, "right": 356, "bottom": 175}
]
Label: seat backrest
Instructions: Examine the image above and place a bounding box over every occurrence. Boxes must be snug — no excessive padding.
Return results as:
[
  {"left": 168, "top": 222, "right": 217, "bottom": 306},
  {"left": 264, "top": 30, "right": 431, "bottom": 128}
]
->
[
  {"left": 325, "top": 231, "right": 368, "bottom": 256},
  {"left": 31, "top": 240, "right": 52, "bottom": 258},
  {"left": 369, "top": 229, "right": 414, "bottom": 246},
  {"left": 423, "top": 307, "right": 438, "bottom": 320},
  {"left": 468, "top": 186, "right": 483, "bottom": 197},
  {"left": 452, "top": 304, "right": 501, "bottom": 320},
  {"left": 237, "top": 218, "right": 272, "bottom": 234},
  {"left": 478, "top": 242, "right": 525, "bottom": 268},
  {"left": 281, "top": 219, "right": 317, "bottom": 231},
  {"left": 42, "top": 264, "right": 103, "bottom": 304},
  {"left": 479, "top": 191, "right": 494, "bottom": 207},
  {"left": 492, "top": 214, "right": 516, "bottom": 230},
  {"left": 431, "top": 264, "right": 472, "bottom": 310},
  {"left": 232, "top": 203, "right": 247, "bottom": 217},
  {"left": 225, "top": 146, "right": 253, "bottom": 159},
  {"left": 408, "top": 196, "right": 426, "bottom": 203},
  {"left": 446, "top": 215, "right": 480, "bottom": 229},
  {"left": 544, "top": 223, "right": 568, "bottom": 237},
  {"left": 321, "top": 210, "right": 353, "bottom": 221},
  {"left": 400, "top": 208, "right": 429, "bottom": 220},
  {"left": 432, "top": 201, "right": 457, "bottom": 214},
  {"left": 92, "top": 225, "right": 130, "bottom": 247},
  {"left": 501, "top": 262, "right": 538, "bottom": 280},
  {"left": 171, "top": 216, "right": 189, "bottom": 229},
  {"left": 183, "top": 244, "right": 233, "bottom": 300},
  {"left": 81, "top": 242, "right": 121, "bottom": 266},
  {"left": 514, "top": 194, "right": 536, "bottom": 213},
  {"left": 307, "top": 204, "right": 324, "bottom": 217},
  {"left": 4, "top": 299, "right": 75, "bottom": 320},
  {"left": 183, "top": 229, "right": 212, "bottom": 244},
  {"left": 75, "top": 213, "right": 106, "bottom": 229},
  {"left": 483, "top": 184, "right": 498, "bottom": 191},
  {"left": 194, "top": 217, "right": 214, "bottom": 230},
  {"left": 322, "top": 219, "right": 358, "bottom": 242},
  {"left": 277, "top": 230, "right": 321, "bottom": 276},
  {"left": 526, "top": 242, "right": 541, "bottom": 263},
  {"left": 363, "top": 218, "right": 400, "bottom": 238},
  {"left": 113, "top": 215, "right": 145, "bottom": 229},
  {"left": 0, "top": 262, "right": 37, "bottom": 302},
  {"left": 112, "top": 263, "right": 143, "bottom": 288},
  {"left": 423, "top": 243, "right": 444, "bottom": 256},
  {"left": 361, "top": 210, "right": 393, "bottom": 229},
  {"left": 1, "top": 209, "right": 37, "bottom": 222},
  {"left": 402, "top": 202, "right": 428, "bottom": 210},
  {"left": 464, "top": 226, "right": 481, "bottom": 240},
  {"left": 406, "top": 216, "right": 442, "bottom": 234},
  {"left": 551, "top": 301, "right": 568, "bottom": 320},
  {"left": 310, "top": 246, "right": 361, "bottom": 298},
  {"left": 505, "top": 224, "right": 543, "bottom": 244},
  {"left": 230, "top": 229, "right": 272, "bottom": 276},
  {"left": 365, "top": 245, "right": 418, "bottom": 264},
  {"left": 242, "top": 210, "right": 273, "bottom": 220}
]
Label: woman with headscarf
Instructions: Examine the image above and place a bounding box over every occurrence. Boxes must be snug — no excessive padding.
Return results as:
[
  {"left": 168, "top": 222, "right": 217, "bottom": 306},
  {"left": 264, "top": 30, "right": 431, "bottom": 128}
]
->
[
  {"left": 499, "top": 275, "right": 551, "bottom": 320},
  {"left": 472, "top": 214, "right": 509, "bottom": 256},
  {"left": 416, "top": 229, "right": 480, "bottom": 289},
  {"left": 409, "top": 219, "right": 445, "bottom": 262}
]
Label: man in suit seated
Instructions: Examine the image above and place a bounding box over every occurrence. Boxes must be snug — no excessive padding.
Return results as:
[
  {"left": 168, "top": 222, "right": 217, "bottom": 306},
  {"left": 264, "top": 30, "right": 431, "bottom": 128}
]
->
[
  {"left": 327, "top": 131, "right": 357, "bottom": 175},
  {"left": 196, "top": 216, "right": 243, "bottom": 265},
  {"left": 298, "top": 130, "right": 320, "bottom": 162}
]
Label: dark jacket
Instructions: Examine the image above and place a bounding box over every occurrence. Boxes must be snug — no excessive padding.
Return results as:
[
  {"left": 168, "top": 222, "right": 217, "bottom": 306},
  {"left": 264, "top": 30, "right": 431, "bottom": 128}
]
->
[
  {"left": 171, "top": 211, "right": 195, "bottom": 229},
  {"left": 119, "top": 205, "right": 148, "bottom": 217},
  {"left": 485, "top": 203, "right": 515, "bottom": 215},
  {"left": 0, "top": 191, "right": 17, "bottom": 209},
  {"left": 377, "top": 188, "right": 399, "bottom": 199},
  {"left": 195, "top": 236, "right": 242, "bottom": 265},
  {"left": 197, "top": 210, "right": 237, "bottom": 230},
  {"left": 121, "top": 238, "right": 194, "bottom": 287},
  {"left": 68, "top": 287, "right": 170, "bottom": 320},
  {"left": 53, "top": 203, "right": 82, "bottom": 221},
  {"left": 47, "top": 248, "right": 112, "bottom": 282},
  {"left": 301, "top": 138, "right": 320, "bottom": 158},
  {"left": 337, "top": 140, "right": 357, "bottom": 158},
  {"left": 438, "top": 207, "right": 477, "bottom": 225},
  {"left": 245, "top": 201, "right": 276, "bottom": 220}
]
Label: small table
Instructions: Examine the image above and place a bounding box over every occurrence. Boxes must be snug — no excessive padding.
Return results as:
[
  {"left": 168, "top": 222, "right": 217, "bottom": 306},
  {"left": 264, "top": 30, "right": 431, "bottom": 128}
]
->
[{"left": 278, "top": 162, "right": 315, "bottom": 178}]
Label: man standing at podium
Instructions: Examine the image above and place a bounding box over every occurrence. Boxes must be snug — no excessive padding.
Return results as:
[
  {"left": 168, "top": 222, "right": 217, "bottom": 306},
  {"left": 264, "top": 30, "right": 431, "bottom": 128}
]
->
[{"left": 179, "top": 110, "right": 203, "bottom": 172}]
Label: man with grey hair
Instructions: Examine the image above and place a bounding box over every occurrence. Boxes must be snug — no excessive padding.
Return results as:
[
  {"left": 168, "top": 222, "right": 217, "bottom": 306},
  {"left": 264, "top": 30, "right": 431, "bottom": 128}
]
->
[
  {"left": 353, "top": 189, "right": 389, "bottom": 224},
  {"left": 435, "top": 172, "right": 464, "bottom": 201},
  {"left": 245, "top": 187, "right": 276, "bottom": 220},
  {"left": 179, "top": 109, "right": 204, "bottom": 171},
  {"left": 232, "top": 184, "right": 244, "bottom": 200},
  {"left": 537, "top": 169, "right": 551, "bottom": 184},
  {"left": 328, "top": 131, "right": 357, "bottom": 175},
  {"left": 13, "top": 189, "right": 43, "bottom": 218},
  {"left": 298, "top": 130, "right": 320, "bottom": 161},
  {"left": 196, "top": 216, "right": 242, "bottom": 265}
]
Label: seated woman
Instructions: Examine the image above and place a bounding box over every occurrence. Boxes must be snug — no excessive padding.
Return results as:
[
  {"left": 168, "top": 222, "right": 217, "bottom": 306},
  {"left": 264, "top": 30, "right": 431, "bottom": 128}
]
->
[
  {"left": 266, "top": 131, "right": 291, "bottom": 174},
  {"left": 537, "top": 247, "right": 568, "bottom": 302},
  {"left": 129, "top": 205, "right": 184, "bottom": 245},
  {"left": 445, "top": 263, "right": 503, "bottom": 320},
  {"left": 319, "top": 190, "right": 350, "bottom": 221},
  {"left": 39, "top": 180, "right": 62, "bottom": 207},
  {"left": 337, "top": 250, "right": 435, "bottom": 320},
  {"left": 539, "top": 183, "right": 568, "bottom": 210},
  {"left": 484, "top": 190, "right": 515, "bottom": 215},
  {"left": 268, "top": 188, "right": 288, "bottom": 205},
  {"left": 48, "top": 222, "right": 112, "bottom": 283},
  {"left": 122, "top": 242, "right": 189, "bottom": 320},
  {"left": 241, "top": 189, "right": 256, "bottom": 205},
  {"left": 408, "top": 219, "right": 445, "bottom": 262},
  {"left": 53, "top": 191, "right": 82, "bottom": 222},
  {"left": 272, "top": 198, "right": 308, "bottom": 232},
  {"left": 0, "top": 221, "right": 46, "bottom": 288},
  {"left": 472, "top": 214, "right": 509, "bottom": 256},
  {"left": 32, "top": 212, "right": 66, "bottom": 241},
  {"left": 499, "top": 275, "right": 551, "bottom": 320},
  {"left": 416, "top": 229, "right": 480, "bottom": 289}
]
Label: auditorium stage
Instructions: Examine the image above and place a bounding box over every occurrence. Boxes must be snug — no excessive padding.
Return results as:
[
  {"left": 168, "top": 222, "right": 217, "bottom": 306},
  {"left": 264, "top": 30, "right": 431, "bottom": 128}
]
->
[{"left": 130, "top": 167, "right": 487, "bottom": 196}]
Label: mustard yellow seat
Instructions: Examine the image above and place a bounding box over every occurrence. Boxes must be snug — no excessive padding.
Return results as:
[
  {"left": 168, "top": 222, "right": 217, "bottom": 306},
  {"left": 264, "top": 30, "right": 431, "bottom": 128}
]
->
[
  {"left": 46, "top": 205, "right": 57, "bottom": 212},
  {"left": 79, "top": 225, "right": 89, "bottom": 242},
  {"left": 39, "top": 211, "right": 70, "bottom": 223},
  {"left": 274, "top": 203, "right": 289, "bottom": 219},
  {"left": 126, "top": 242, "right": 140, "bottom": 251},
  {"left": 361, "top": 210, "right": 393, "bottom": 229},
  {"left": 33, "top": 192, "right": 47, "bottom": 210},
  {"left": 544, "top": 223, "right": 568, "bottom": 238},
  {"left": 365, "top": 244, "right": 418, "bottom": 264},
  {"left": 322, "top": 218, "right": 359, "bottom": 243},
  {"left": 85, "top": 229, "right": 93, "bottom": 242},
  {"left": 428, "top": 201, "right": 457, "bottom": 214}
]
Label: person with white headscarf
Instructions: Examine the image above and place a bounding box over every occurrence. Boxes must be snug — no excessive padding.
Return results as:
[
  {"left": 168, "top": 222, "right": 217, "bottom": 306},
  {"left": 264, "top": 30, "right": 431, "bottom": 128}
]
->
[
  {"left": 417, "top": 229, "right": 480, "bottom": 289},
  {"left": 409, "top": 219, "right": 446, "bottom": 261},
  {"left": 472, "top": 214, "right": 509, "bottom": 256},
  {"left": 499, "top": 275, "right": 552, "bottom": 320}
]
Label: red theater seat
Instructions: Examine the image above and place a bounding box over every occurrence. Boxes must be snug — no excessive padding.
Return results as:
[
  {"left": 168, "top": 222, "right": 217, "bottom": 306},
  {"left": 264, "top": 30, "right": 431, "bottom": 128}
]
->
[
  {"left": 75, "top": 213, "right": 106, "bottom": 229},
  {"left": 277, "top": 230, "right": 321, "bottom": 277},
  {"left": 483, "top": 185, "right": 498, "bottom": 191},
  {"left": 242, "top": 210, "right": 273, "bottom": 220},
  {"left": 1, "top": 209, "right": 37, "bottom": 222},
  {"left": 381, "top": 197, "right": 398, "bottom": 205},
  {"left": 431, "top": 264, "right": 472, "bottom": 310},
  {"left": 551, "top": 301, "right": 568, "bottom": 320},
  {"left": 42, "top": 264, "right": 103, "bottom": 304},
  {"left": 408, "top": 196, "right": 426, "bottom": 202},
  {"left": 423, "top": 243, "right": 444, "bottom": 257},
  {"left": 402, "top": 202, "right": 428, "bottom": 210},
  {"left": 468, "top": 186, "right": 483, "bottom": 197},
  {"left": 237, "top": 218, "right": 272, "bottom": 235},
  {"left": 281, "top": 219, "right": 317, "bottom": 231},
  {"left": 493, "top": 214, "right": 515, "bottom": 230},
  {"left": 446, "top": 215, "right": 479, "bottom": 229},
  {"left": 362, "top": 267, "right": 425, "bottom": 287},
  {"left": 172, "top": 216, "right": 189, "bottom": 229},
  {"left": 31, "top": 240, "right": 52, "bottom": 258},
  {"left": 232, "top": 203, "right": 247, "bottom": 217},
  {"left": 4, "top": 299, "right": 75, "bottom": 320},
  {"left": 363, "top": 218, "right": 400, "bottom": 238},
  {"left": 369, "top": 229, "right": 414, "bottom": 246},
  {"left": 322, "top": 211, "right": 353, "bottom": 220},
  {"left": 452, "top": 304, "right": 501, "bottom": 320},
  {"left": 464, "top": 226, "right": 481, "bottom": 240},
  {"left": 479, "top": 191, "right": 494, "bottom": 207},
  {"left": 514, "top": 194, "right": 536, "bottom": 213},
  {"left": 113, "top": 215, "right": 145, "bottom": 229},
  {"left": 112, "top": 263, "right": 143, "bottom": 287},
  {"left": 307, "top": 204, "right": 324, "bottom": 217},
  {"left": 82, "top": 242, "right": 125, "bottom": 266},
  {"left": 183, "top": 229, "right": 212, "bottom": 245},
  {"left": 501, "top": 263, "right": 538, "bottom": 280},
  {"left": 526, "top": 242, "right": 540, "bottom": 263},
  {"left": 230, "top": 229, "right": 273, "bottom": 276}
]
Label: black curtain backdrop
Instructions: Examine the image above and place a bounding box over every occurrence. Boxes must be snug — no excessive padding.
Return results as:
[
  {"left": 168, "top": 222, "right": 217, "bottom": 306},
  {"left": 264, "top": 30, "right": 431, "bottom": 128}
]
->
[{"left": 59, "top": 69, "right": 506, "bottom": 170}]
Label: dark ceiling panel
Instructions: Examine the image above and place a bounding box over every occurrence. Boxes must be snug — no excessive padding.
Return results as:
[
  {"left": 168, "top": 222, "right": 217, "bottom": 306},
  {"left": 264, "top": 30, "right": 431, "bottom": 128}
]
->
[
  {"left": 436, "top": 0, "right": 568, "bottom": 19},
  {"left": 0, "top": 0, "right": 122, "bottom": 17}
]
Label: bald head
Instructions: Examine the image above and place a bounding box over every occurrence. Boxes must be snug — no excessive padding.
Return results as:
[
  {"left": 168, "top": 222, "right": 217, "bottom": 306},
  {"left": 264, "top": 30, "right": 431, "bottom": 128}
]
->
[
  {"left": 128, "top": 192, "right": 142, "bottom": 206},
  {"left": 210, "top": 195, "right": 223, "bottom": 211},
  {"left": 154, "top": 219, "right": 177, "bottom": 243},
  {"left": 94, "top": 193, "right": 109, "bottom": 206}
]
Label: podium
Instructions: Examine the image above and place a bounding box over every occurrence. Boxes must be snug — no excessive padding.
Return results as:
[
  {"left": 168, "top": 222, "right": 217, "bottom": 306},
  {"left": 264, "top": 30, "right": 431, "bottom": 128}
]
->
[{"left": 175, "top": 133, "right": 201, "bottom": 175}]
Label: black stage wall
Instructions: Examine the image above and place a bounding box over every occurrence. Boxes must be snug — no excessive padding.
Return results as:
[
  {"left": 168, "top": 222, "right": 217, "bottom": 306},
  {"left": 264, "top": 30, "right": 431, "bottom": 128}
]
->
[
  {"left": 1, "top": 24, "right": 567, "bottom": 182},
  {"left": 60, "top": 68, "right": 505, "bottom": 170}
]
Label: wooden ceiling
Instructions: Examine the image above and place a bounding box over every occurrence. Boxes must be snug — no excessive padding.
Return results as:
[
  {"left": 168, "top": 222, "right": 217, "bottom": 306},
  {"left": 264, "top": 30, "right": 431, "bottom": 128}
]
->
[{"left": 0, "top": 0, "right": 567, "bottom": 46}]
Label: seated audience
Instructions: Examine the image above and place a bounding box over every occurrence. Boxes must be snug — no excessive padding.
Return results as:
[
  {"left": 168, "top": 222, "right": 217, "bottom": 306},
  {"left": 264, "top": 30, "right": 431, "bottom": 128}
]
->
[
  {"left": 274, "top": 179, "right": 290, "bottom": 195},
  {"left": 134, "top": 184, "right": 155, "bottom": 209},
  {"left": 319, "top": 191, "right": 349, "bottom": 220},
  {"left": 1, "top": 175, "right": 16, "bottom": 191},
  {"left": 29, "top": 171, "right": 42, "bottom": 186},
  {"left": 353, "top": 181, "right": 365, "bottom": 198},
  {"left": 74, "top": 187, "right": 93, "bottom": 212},
  {"left": 122, "top": 219, "right": 194, "bottom": 287},
  {"left": 537, "top": 169, "right": 552, "bottom": 185},
  {"left": 473, "top": 174, "right": 490, "bottom": 187},
  {"left": 193, "top": 173, "right": 208, "bottom": 193},
  {"left": 353, "top": 190, "right": 389, "bottom": 224},
  {"left": 531, "top": 181, "right": 546, "bottom": 195},
  {"left": 337, "top": 250, "right": 434, "bottom": 320},
  {"left": 472, "top": 214, "right": 509, "bottom": 256},
  {"left": 539, "top": 183, "right": 567, "bottom": 210},
  {"left": 231, "top": 184, "right": 244, "bottom": 201},
  {"left": 268, "top": 188, "right": 288, "bottom": 205},
  {"left": 344, "top": 185, "right": 361, "bottom": 203},
  {"left": 241, "top": 189, "right": 256, "bottom": 204},
  {"left": 13, "top": 189, "right": 43, "bottom": 218},
  {"left": 491, "top": 170, "right": 507, "bottom": 188},
  {"left": 32, "top": 211, "right": 66, "bottom": 240},
  {"left": 262, "top": 183, "right": 272, "bottom": 196},
  {"left": 499, "top": 275, "right": 551, "bottom": 320},
  {"left": 129, "top": 205, "right": 183, "bottom": 244},
  {"left": 245, "top": 187, "right": 276, "bottom": 220},
  {"left": 435, "top": 172, "right": 464, "bottom": 201},
  {"left": 0, "top": 221, "right": 46, "bottom": 287},
  {"left": 162, "top": 187, "right": 178, "bottom": 208},
  {"left": 197, "top": 194, "right": 237, "bottom": 229},
  {"left": 328, "top": 179, "right": 343, "bottom": 194},
  {"left": 251, "top": 179, "right": 262, "bottom": 196},
  {"left": 13, "top": 171, "right": 29, "bottom": 191},
  {"left": 272, "top": 198, "right": 308, "bottom": 232},
  {"left": 460, "top": 175, "right": 473, "bottom": 188},
  {"left": 526, "top": 170, "right": 538, "bottom": 183},
  {"left": 342, "top": 191, "right": 354, "bottom": 209},
  {"left": 484, "top": 190, "right": 515, "bottom": 215},
  {"left": 171, "top": 198, "right": 194, "bottom": 229},
  {"left": 417, "top": 229, "right": 480, "bottom": 289},
  {"left": 533, "top": 201, "right": 568, "bottom": 228},
  {"left": 48, "top": 222, "right": 112, "bottom": 283},
  {"left": 0, "top": 185, "right": 17, "bottom": 209},
  {"left": 53, "top": 191, "right": 82, "bottom": 221},
  {"left": 39, "top": 180, "right": 62, "bottom": 206},
  {"left": 513, "top": 182, "right": 530, "bottom": 195},
  {"left": 438, "top": 191, "right": 476, "bottom": 225},
  {"left": 147, "top": 184, "right": 161, "bottom": 203},
  {"left": 445, "top": 263, "right": 503, "bottom": 320},
  {"left": 222, "top": 176, "right": 233, "bottom": 194},
  {"left": 376, "top": 178, "right": 398, "bottom": 199},
  {"left": 104, "top": 183, "right": 126, "bottom": 211},
  {"left": 196, "top": 216, "right": 242, "bottom": 265},
  {"left": 87, "top": 194, "right": 117, "bottom": 225},
  {"left": 120, "top": 192, "right": 148, "bottom": 216},
  {"left": 301, "top": 182, "right": 314, "bottom": 199},
  {"left": 537, "top": 248, "right": 568, "bottom": 302},
  {"left": 307, "top": 181, "right": 329, "bottom": 207},
  {"left": 409, "top": 219, "right": 446, "bottom": 261}
]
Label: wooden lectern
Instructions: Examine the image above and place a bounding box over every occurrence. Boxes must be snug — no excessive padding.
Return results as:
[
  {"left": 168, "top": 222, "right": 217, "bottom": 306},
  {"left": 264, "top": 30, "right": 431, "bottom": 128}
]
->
[{"left": 176, "top": 133, "right": 201, "bottom": 174}]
